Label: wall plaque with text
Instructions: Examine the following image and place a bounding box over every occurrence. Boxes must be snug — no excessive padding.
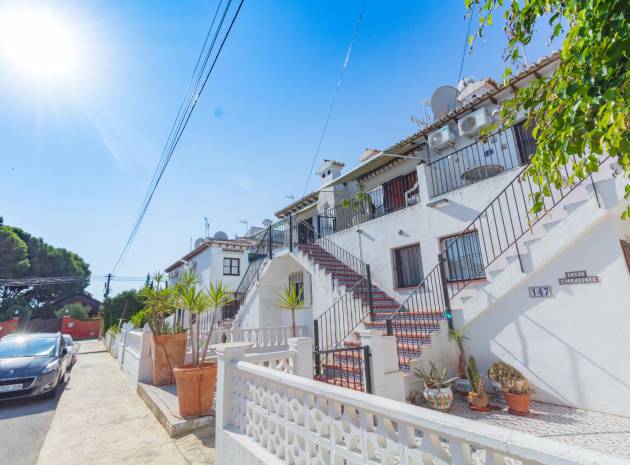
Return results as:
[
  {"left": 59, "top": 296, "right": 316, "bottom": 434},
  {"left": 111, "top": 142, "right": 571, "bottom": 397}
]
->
[
  {"left": 558, "top": 270, "right": 600, "bottom": 285},
  {"left": 528, "top": 286, "right": 552, "bottom": 298}
]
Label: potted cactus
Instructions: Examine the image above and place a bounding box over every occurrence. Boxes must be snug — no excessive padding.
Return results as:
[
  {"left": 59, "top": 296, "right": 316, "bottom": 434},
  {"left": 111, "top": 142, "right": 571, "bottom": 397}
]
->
[
  {"left": 412, "top": 362, "right": 457, "bottom": 410},
  {"left": 449, "top": 328, "right": 472, "bottom": 393},
  {"left": 488, "top": 361, "right": 533, "bottom": 415},
  {"left": 466, "top": 356, "right": 490, "bottom": 412}
]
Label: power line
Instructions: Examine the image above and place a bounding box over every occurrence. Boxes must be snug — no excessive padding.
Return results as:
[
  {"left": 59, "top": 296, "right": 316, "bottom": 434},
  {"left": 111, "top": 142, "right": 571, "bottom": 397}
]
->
[
  {"left": 111, "top": 0, "right": 245, "bottom": 274},
  {"left": 456, "top": 8, "right": 475, "bottom": 85},
  {"left": 301, "top": 0, "right": 368, "bottom": 196}
]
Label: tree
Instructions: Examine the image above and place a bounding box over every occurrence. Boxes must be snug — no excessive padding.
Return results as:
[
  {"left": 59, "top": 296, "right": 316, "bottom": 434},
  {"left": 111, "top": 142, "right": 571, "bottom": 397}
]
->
[
  {"left": 0, "top": 224, "right": 91, "bottom": 317},
  {"left": 0, "top": 226, "right": 29, "bottom": 278},
  {"left": 55, "top": 303, "right": 91, "bottom": 321},
  {"left": 466, "top": 0, "right": 629, "bottom": 217},
  {"left": 100, "top": 289, "right": 144, "bottom": 333}
]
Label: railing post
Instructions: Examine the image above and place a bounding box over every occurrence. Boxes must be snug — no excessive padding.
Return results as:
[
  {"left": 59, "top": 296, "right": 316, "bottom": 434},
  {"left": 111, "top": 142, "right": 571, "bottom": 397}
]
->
[
  {"left": 313, "top": 320, "right": 321, "bottom": 376},
  {"left": 385, "top": 319, "right": 393, "bottom": 336},
  {"left": 362, "top": 345, "right": 373, "bottom": 394},
  {"left": 366, "top": 265, "right": 374, "bottom": 320},
  {"left": 438, "top": 254, "right": 454, "bottom": 331},
  {"left": 288, "top": 215, "right": 293, "bottom": 252},
  {"left": 268, "top": 225, "right": 273, "bottom": 259}
]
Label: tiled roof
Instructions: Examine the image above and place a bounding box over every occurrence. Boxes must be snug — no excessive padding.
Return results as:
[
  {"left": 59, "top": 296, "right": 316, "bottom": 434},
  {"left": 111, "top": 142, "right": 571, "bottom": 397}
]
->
[
  {"left": 386, "top": 51, "right": 561, "bottom": 155},
  {"left": 275, "top": 191, "right": 320, "bottom": 219}
]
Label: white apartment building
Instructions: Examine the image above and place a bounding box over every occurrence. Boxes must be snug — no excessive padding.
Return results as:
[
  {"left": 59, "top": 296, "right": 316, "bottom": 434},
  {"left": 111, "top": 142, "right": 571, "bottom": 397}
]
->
[
  {"left": 165, "top": 233, "right": 255, "bottom": 290},
  {"left": 208, "top": 51, "right": 630, "bottom": 419}
]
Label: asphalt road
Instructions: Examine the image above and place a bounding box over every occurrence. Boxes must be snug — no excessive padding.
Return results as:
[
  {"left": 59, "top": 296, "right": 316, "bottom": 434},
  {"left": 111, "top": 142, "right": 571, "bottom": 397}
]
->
[{"left": 0, "top": 375, "right": 69, "bottom": 465}]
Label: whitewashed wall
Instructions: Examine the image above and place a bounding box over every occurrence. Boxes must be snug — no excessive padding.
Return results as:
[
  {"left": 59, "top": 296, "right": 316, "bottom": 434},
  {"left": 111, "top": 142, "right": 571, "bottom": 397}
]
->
[
  {"left": 462, "top": 212, "right": 630, "bottom": 417},
  {"left": 237, "top": 253, "right": 315, "bottom": 333},
  {"left": 325, "top": 163, "right": 522, "bottom": 302},
  {"left": 167, "top": 244, "right": 249, "bottom": 292}
]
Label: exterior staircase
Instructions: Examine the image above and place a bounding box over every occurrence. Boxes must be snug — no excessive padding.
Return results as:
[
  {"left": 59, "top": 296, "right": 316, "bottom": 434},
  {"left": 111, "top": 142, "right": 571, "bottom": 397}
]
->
[{"left": 296, "top": 243, "right": 444, "bottom": 387}]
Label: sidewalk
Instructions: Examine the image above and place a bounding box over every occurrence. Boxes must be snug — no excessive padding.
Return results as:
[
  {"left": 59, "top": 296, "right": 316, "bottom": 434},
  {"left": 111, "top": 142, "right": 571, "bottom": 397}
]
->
[{"left": 35, "top": 340, "right": 214, "bottom": 465}]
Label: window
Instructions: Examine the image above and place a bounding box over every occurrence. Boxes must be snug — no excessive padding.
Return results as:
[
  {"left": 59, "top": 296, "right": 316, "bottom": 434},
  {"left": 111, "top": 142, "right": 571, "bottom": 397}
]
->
[
  {"left": 513, "top": 122, "right": 536, "bottom": 165},
  {"left": 393, "top": 244, "right": 423, "bottom": 288},
  {"left": 383, "top": 171, "right": 418, "bottom": 213},
  {"left": 621, "top": 240, "right": 630, "bottom": 273},
  {"left": 289, "top": 271, "right": 305, "bottom": 303},
  {"left": 441, "top": 232, "right": 485, "bottom": 282},
  {"left": 223, "top": 257, "right": 240, "bottom": 276}
]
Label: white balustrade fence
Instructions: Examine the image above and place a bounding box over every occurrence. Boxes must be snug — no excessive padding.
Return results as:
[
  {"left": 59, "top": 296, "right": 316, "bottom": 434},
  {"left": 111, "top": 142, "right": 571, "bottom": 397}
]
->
[
  {"left": 206, "top": 326, "right": 308, "bottom": 352},
  {"left": 121, "top": 328, "right": 152, "bottom": 387},
  {"left": 215, "top": 346, "right": 624, "bottom": 465}
]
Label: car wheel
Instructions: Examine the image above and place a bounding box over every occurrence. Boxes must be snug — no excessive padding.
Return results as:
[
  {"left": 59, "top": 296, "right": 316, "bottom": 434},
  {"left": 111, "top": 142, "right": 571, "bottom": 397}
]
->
[{"left": 43, "top": 373, "right": 64, "bottom": 399}]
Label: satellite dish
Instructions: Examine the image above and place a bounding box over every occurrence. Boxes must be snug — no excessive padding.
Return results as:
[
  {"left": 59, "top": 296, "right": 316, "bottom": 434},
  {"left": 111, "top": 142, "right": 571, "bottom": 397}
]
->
[
  {"left": 194, "top": 238, "right": 206, "bottom": 248},
  {"left": 430, "top": 85, "right": 459, "bottom": 120},
  {"left": 213, "top": 230, "right": 228, "bottom": 240}
]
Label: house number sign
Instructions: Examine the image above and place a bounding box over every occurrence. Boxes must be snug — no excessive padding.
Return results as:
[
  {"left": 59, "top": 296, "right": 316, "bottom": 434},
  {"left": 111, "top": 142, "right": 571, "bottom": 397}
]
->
[
  {"left": 528, "top": 286, "right": 552, "bottom": 298},
  {"left": 558, "top": 270, "right": 600, "bottom": 285}
]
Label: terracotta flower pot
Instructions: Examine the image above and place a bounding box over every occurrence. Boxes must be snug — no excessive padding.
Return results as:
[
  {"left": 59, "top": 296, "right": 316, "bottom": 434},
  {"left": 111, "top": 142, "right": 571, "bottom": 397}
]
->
[
  {"left": 503, "top": 392, "right": 530, "bottom": 415},
  {"left": 423, "top": 387, "right": 453, "bottom": 410},
  {"left": 151, "top": 332, "right": 187, "bottom": 386},
  {"left": 173, "top": 362, "right": 217, "bottom": 418}
]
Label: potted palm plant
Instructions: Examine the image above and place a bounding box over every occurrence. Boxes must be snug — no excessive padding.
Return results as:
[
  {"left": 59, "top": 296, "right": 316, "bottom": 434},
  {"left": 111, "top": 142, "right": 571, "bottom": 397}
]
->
[
  {"left": 412, "top": 362, "right": 457, "bottom": 410},
  {"left": 173, "top": 271, "right": 233, "bottom": 417},
  {"left": 141, "top": 272, "right": 187, "bottom": 386},
  {"left": 449, "top": 328, "right": 472, "bottom": 393},
  {"left": 488, "top": 361, "right": 533, "bottom": 415},
  {"left": 466, "top": 356, "right": 490, "bottom": 412},
  {"left": 276, "top": 284, "right": 304, "bottom": 337}
]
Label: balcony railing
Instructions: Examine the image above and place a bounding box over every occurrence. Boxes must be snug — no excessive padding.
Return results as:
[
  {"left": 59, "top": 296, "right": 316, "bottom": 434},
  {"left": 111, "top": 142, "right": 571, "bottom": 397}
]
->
[
  {"left": 428, "top": 123, "right": 535, "bottom": 197},
  {"left": 317, "top": 171, "right": 419, "bottom": 237}
]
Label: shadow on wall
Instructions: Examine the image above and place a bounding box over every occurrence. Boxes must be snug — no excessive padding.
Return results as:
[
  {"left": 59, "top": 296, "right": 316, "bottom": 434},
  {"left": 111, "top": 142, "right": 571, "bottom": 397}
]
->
[{"left": 464, "top": 219, "right": 630, "bottom": 412}]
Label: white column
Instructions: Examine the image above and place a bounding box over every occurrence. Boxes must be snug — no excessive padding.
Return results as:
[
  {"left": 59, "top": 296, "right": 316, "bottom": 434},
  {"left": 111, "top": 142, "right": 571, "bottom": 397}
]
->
[
  {"left": 288, "top": 337, "right": 313, "bottom": 378},
  {"left": 215, "top": 342, "right": 252, "bottom": 465},
  {"left": 416, "top": 162, "right": 433, "bottom": 203},
  {"left": 359, "top": 330, "right": 405, "bottom": 401}
]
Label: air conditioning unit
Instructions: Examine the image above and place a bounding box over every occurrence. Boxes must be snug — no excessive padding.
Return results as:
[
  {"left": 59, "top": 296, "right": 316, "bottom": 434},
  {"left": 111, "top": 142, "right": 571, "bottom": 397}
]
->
[
  {"left": 428, "top": 126, "right": 456, "bottom": 151},
  {"left": 458, "top": 107, "right": 492, "bottom": 138}
]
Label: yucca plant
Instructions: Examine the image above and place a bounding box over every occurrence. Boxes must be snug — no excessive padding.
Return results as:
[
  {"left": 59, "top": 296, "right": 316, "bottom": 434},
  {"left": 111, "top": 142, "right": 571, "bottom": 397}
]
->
[
  {"left": 449, "top": 328, "right": 469, "bottom": 379},
  {"left": 174, "top": 270, "right": 234, "bottom": 367},
  {"left": 140, "top": 271, "right": 178, "bottom": 335},
  {"left": 276, "top": 284, "right": 304, "bottom": 337}
]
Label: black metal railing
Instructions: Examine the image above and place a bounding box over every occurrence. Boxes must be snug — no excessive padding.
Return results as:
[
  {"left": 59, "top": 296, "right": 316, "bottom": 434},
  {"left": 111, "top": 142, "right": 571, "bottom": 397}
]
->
[
  {"left": 428, "top": 123, "right": 536, "bottom": 197},
  {"left": 317, "top": 171, "right": 419, "bottom": 237},
  {"left": 302, "top": 224, "right": 368, "bottom": 279},
  {"left": 313, "top": 278, "right": 372, "bottom": 351},
  {"left": 220, "top": 292, "right": 244, "bottom": 320},
  {"left": 386, "top": 154, "right": 607, "bottom": 369},
  {"left": 313, "top": 345, "right": 372, "bottom": 393}
]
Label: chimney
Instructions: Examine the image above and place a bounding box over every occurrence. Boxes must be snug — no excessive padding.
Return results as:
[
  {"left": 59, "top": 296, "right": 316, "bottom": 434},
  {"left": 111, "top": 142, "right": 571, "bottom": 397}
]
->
[
  {"left": 359, "top": 148, "right": 380, "bottom": 163},
  {"left": 316, "top": 160, "right": 345, "bottom": 185}
]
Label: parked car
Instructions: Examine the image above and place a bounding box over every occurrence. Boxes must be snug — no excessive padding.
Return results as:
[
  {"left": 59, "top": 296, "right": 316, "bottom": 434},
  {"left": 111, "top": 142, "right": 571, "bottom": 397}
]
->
[
  {"left": 62, "top": 334, "right": 80, "bottom": 369},
  {"left": 0, "top": 332, "right": 69, "bottom": 400}
]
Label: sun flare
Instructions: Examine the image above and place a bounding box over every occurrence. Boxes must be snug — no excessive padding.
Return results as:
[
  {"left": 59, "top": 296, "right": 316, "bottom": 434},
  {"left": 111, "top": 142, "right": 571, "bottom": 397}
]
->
[{"left": 0, "top": 7, "right": 77, "bottom": 79}]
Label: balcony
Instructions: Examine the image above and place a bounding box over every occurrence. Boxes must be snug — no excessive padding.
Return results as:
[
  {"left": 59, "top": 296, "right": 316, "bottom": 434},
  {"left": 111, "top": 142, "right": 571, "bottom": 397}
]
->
[
  {"left": 428, "top": 123, "right": 535, "bottom": 197},
  {"left": 318, "top": 170, "right": 419, "bottom": 236}
]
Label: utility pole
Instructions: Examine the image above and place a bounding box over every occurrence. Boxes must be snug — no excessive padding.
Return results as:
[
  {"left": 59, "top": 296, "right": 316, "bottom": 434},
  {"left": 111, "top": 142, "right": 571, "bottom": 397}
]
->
[
  {"left": 104, "top": 273, "right": 112, "bottom": 300},
  {"left": 204, "top": 217, "right": 210, "bottom": 238}
]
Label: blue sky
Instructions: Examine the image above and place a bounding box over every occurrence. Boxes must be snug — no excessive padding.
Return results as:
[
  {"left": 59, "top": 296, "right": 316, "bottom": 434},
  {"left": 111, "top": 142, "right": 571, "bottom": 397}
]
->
[{"left": 0, "top": 0, "right": 557, "bottom": 297}]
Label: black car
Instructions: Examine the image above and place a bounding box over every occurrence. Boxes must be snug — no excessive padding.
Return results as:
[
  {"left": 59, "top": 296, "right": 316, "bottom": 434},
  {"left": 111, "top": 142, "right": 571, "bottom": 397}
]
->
[{"left": 0, "top": 332, "right": 69, "bottom": 400}]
